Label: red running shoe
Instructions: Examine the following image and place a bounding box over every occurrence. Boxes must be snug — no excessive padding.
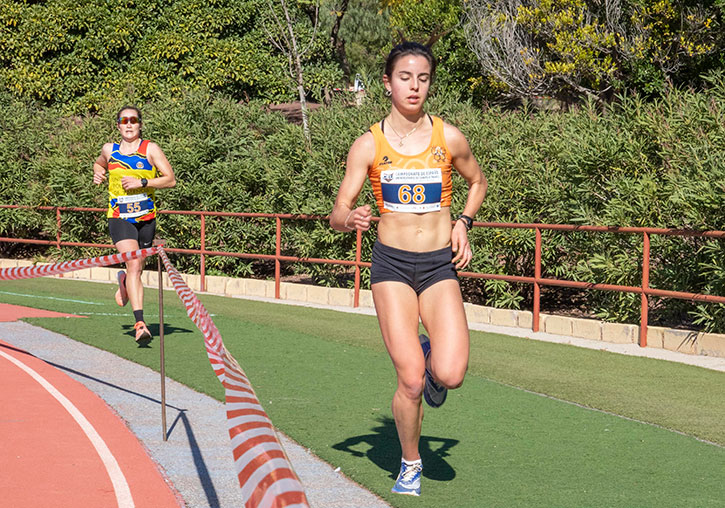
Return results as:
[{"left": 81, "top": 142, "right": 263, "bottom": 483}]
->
[{"left": 134, "top": 321, "right": 152, "bottom": 345}]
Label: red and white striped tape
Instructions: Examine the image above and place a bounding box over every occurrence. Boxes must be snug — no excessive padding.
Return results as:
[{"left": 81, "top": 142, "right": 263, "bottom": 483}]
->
[
  {"left": 0, "top": 248, "right": 158, "bottom": 281},
  {"left": 156, "top": 247, "right": 309, "bottom": 508},
  {"left": 1, "top": 248, "right": 310, "bottom": 507}
]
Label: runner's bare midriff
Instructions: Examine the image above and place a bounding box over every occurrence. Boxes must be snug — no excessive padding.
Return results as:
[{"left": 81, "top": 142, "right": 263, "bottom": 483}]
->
[{"left": 377, "top": 207, "right": 452, "bottom": 252}]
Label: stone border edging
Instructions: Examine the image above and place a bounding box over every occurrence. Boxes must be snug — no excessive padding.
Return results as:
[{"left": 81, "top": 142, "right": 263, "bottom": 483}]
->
[{"left": 3, "top": 259, "right": 723, "bottom": 359}]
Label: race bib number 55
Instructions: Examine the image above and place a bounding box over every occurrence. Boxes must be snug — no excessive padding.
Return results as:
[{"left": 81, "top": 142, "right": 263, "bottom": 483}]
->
[
  {"left": 381, "top": 168, "right": 442, "bottom": 213},
  {"left": 117, "top": 193, "right": 153, "bottom": 219}
]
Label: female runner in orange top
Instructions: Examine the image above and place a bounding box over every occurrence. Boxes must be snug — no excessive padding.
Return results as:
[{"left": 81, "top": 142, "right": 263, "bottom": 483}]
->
[
  {"left": 93, "top": 106, "right": 176, "bottom": 344},
  {"left": 330, "top": 42, "right": 487, "bottom": 496}
]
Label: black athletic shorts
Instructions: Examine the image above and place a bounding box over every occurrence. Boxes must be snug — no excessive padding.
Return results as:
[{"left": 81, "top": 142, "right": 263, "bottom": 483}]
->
[
  {"left": 108, "top": 218, "right": 156, "bottom": 249},
  {"left": 370, "top": 240, "right": 458, "bottom": 295}
]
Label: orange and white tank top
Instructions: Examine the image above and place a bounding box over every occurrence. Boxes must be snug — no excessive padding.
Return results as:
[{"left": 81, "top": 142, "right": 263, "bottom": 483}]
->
[{"left": 368, "top": 115, "right": 452, "bottom": 214}]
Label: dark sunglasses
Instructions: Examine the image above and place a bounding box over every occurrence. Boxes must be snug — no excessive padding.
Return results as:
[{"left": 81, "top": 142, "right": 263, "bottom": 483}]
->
[{"left": 118, "top": 116, "right": 140, "bottom": 125}]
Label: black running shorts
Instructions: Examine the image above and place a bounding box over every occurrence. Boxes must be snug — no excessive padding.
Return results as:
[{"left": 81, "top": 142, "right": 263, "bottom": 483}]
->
[
  {"left": 108, "top": 218, "right": 156, "bottom": 249},
  {"left": 370, "top": 240, "right": 458, "bottom": 295}
]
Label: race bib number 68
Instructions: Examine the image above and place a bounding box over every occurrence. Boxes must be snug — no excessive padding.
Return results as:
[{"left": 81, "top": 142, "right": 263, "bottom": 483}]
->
[{"left": 381, "top": 168, "right": 442, "bottom": 213}]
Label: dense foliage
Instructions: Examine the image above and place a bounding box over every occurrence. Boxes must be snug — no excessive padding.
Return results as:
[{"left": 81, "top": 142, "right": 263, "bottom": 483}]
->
[
  {"left": 2, "top": 73, "right": 725, "bottom": 331},
  {"left": 464, "top": 0, "right": 725, "bottom": 101},
  {"left": 6, "top": 0, "right": 723, "bottom": 111},
  {"left": 0, "top": 0, "right": 344, "bottom": 110}
]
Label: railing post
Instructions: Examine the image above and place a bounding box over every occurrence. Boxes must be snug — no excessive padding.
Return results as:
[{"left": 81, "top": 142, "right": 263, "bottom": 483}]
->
[
  {"left": 200, "top": 214, "right": 206, "bottom": 292},
  {"left": 275, "top": 216, "right": 281, "bottom": 299},
  {"left": 55, "top": 207, "right": 62, "bottom": 249},
  {"left": 56, "top": 207, "right": 63, "bottom": 277},
  {"left": 640, "top": 232, "right": 650, "bottom": 347},
  {"left": 533, "top": 227, "right": 541, "bottom": 332},
  {"left": 354, "top": 229, "right": 361, "bottom": 307}
]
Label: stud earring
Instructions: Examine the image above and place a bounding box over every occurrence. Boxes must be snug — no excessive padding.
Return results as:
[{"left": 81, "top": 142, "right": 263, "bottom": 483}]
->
[{"left": 385, "top": 90, "right": 392, "bottom": 97}]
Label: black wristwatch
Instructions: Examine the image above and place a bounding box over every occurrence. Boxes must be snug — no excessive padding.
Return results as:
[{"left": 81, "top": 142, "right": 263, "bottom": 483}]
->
[
  {"left": 457, "top": 214, "right": 473, "bottom": 231},
  {"left": 140, "top": 178, "right": 148, "bottom": 188}
]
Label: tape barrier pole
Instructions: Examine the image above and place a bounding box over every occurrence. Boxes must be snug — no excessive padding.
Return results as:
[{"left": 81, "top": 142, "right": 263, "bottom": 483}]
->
[
  {"left": 157, "top": 250, "right": 168, "bottom": 442},
  {"left": 1, "top": 247, "right": 310, "bottom": 507},
  {"left": 156, "top": 247, "right": 309, "bottom": 508}
]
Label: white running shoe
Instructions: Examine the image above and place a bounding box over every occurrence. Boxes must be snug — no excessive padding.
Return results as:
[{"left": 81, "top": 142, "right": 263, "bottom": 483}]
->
[{"left": 391, "top": 460, "right": 422, "bottom": 496}]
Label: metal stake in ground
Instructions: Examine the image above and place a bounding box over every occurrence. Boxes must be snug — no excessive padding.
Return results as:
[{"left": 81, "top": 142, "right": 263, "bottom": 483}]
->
[{"left": 154, "top": 239, "right": 167, "bottom": 441}]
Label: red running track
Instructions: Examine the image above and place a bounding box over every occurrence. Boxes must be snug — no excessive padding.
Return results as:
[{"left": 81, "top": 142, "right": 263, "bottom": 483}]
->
[
  {"left": 0, "top": 302, "right": 86, "bottom": 322},
  {"left": 0, "top": 332, "right": 184, "bottom": 507}
]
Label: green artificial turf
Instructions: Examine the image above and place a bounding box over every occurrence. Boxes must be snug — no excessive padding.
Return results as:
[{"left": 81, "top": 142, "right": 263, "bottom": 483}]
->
[{"left": 2, "top": 277, "right": 725, "bottom": 507}]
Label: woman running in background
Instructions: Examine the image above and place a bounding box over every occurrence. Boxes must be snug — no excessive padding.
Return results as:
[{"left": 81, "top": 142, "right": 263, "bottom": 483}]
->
[
  {"left": 329, "top": 42, "right": 487, "bottom": 496},
  {"left": 93, "top": 106, "right": 176, "bottom": 345}
]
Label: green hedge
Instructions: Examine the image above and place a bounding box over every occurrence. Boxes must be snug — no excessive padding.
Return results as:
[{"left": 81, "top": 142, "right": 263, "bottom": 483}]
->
[
  {"left": 2, "top": 76, "right": 725, "bottom": 331},
  {"left": 0, "top": 0, "right": 342, "bottom": 110}
]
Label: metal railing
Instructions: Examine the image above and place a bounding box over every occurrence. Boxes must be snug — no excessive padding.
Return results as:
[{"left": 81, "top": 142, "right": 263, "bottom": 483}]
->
[{"left": 2, "top": 204, "right": 725, "bottom": 347}]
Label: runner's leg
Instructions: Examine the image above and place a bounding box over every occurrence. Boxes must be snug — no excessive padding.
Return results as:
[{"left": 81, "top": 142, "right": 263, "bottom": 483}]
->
[
  {"left": 114, "top": 239, "right": 144, "bottom": 314},
  {"left": 372, "top": 281, "right": 425, "bottom": 462},
  {"left": 419, "top": 279, "right": 469, "bottom": 389}
]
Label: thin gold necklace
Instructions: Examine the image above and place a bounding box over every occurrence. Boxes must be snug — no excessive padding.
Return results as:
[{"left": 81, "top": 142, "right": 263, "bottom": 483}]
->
[{"left": 388, "top": 117, "right": 424, "bottom": 147}]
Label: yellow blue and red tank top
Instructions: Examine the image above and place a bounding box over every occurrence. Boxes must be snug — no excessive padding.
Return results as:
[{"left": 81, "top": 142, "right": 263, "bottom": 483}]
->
[
  {"left": 368, "top": 115, "right": 453, "bottom": 214},
  {"left": 106, "top": 140, "right": 158, "bottom": 223}
]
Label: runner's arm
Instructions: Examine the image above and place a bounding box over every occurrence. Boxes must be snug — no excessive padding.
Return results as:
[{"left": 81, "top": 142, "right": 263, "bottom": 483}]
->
[
  {"left": 445, "top": 124, "right": 487, "bottom": 269},
  {"left": 121, "top": 142, "right": 176, "bottom": 191},
  {"left": 330, "top": 132, "right": 375, "bottom": 232},
  {"left": 92, "top": 143, "right": 112, "bottom": 185}
]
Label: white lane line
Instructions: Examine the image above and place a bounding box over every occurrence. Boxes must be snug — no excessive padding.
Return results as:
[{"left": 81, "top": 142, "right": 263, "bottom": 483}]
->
[
  {"left": 0, "top": 291, "right": 104, "bottom": 305},
  {"left": 0, "top": 349, "right": 134, "bottom": 508}
]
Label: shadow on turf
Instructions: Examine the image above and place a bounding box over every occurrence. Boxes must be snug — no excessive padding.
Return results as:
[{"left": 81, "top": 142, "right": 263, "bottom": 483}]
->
[
  {"left": 122, "top": 322, "right": 194, "bottom": 347},
  {"left": 332, "top": 416, "right": 459, "bottom": 481}
]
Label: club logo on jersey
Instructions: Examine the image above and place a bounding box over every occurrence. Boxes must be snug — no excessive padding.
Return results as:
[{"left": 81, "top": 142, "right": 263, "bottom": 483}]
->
[
  {"left": 431, "top": 146, "right": 447, "bottom": 163},
  {"left": 380, "top": 156, "right": 392, "bottom": 165},
  {"left": 136, "top": 162, "right": 145, "bottom": 169}
]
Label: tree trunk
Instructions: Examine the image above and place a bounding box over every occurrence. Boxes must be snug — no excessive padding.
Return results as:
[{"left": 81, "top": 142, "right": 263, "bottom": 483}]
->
[
  {"left": 329, "top": 0, "right": 351, "bottom": 79},
  {"left": 295, "top": 57, "right": 310, "bottom": 144},
  {"left": 280, "top": 0, "right": 310, "bottom": 145}
]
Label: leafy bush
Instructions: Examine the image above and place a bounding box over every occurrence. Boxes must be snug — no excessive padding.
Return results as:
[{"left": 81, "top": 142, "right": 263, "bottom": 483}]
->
[
  {"left": 463, "top": 0, "right": 725, "bottom": 101},
  {"left": 0, "top": 0, "right": 342, "bottom": 110}
]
